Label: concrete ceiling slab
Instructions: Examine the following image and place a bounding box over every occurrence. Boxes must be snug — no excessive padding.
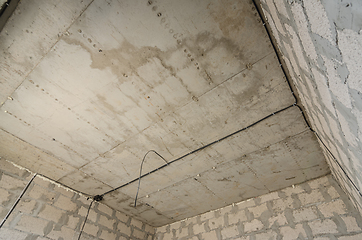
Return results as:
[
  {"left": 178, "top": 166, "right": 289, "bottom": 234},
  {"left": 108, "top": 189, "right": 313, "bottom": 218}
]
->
[{"left": 0, "top": 0, "right": 329, "bottom": 226}]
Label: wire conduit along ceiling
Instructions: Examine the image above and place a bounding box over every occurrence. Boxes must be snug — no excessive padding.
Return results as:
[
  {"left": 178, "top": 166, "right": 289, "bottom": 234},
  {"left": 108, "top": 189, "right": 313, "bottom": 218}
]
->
[{"left": 0, "top": 0, "right": 331, "bottom": 226}]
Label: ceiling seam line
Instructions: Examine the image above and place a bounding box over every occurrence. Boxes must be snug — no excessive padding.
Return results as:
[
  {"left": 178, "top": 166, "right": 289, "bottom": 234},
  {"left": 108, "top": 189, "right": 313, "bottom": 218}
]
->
[
  {"left": 113, "top": 126, "right": 311, "bottom": 204},
  {"left": 0, "top": 0, "right": 95, "bottom": 109},
  {"left": 82, "top": 51, "right": 277, "bottom": 170},
  {"left": 97, "top": 103, "right": 296, "bottom": 199},
  {"left": 252, "top": 0, "right": 362, "bottom": 200}
]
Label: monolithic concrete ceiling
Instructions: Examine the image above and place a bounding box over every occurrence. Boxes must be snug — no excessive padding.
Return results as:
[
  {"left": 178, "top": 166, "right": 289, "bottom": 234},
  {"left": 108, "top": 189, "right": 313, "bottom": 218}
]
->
[{"left": 0, "top": 0, "right": 329, "bottom": 226}]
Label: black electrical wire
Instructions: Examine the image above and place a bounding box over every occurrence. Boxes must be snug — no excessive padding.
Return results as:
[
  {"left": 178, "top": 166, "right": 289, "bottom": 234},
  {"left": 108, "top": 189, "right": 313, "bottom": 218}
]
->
[
  {"left": 99, "top": 103, "right": 296, "bottom": 199},
  {"left": 0, "top": 173, "right": 37, "bottom": 228},
  {"left": 77, "top": 199, "right": 94, "bottom": 240},
  {"left": 91, "top": 0, "right": 362, "bottom": 206},
  {"left": 252, "top": 0, "right": 362, "bottom": 199},
  {"left": 314, "top": 130, "right": 362, "bottom": 198},
  {"left": 134, "top": 150, "right": 168, "bottom": 207}
]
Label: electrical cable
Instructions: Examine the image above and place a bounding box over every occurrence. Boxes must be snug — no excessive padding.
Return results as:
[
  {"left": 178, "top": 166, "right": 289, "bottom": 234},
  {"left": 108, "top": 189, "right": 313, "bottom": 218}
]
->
[
  {"left": 98, "top": 103, "right": 296, "bottom": 199},
  {"left": 134, "top": 150, "right": 168, "bottom": 207},
  {"left": 313, "top": 130, "right": 362, "bottom": 198},
  {"left": 0, "top": 173, "right": 37, "bottom": 228},
  {"left": 251, "top": 0, "right": 362, "bottom": 199},
  {"left": 77, "top": 199, "right": 94, "bottom": 240},
  {"left": 91, "top": 0, "right": 362, "bottom": 206}
]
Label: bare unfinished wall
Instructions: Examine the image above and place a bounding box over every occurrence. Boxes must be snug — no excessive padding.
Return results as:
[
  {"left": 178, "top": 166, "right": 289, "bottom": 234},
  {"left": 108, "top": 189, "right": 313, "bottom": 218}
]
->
[
  {"left": 155, "top": 175, "right": 362, "bottom": 240},
  {"left": 0, "top": 159, "right": 155, "bottom": 240},
  {"left": 257, "top": 0, "right": 362, "bottom": 215}
]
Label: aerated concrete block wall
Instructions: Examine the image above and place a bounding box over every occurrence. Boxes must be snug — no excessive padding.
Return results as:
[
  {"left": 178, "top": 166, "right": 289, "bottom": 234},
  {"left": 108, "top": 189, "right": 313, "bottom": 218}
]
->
[
  {"left": 155, "top": 175, "right": 362, "bottom": 240},
  {"left": 257, "top": 0, "right": 362, "bottom": 215},
  {"left": 0, "top": 159, "right": 155, "bottom": 240}
]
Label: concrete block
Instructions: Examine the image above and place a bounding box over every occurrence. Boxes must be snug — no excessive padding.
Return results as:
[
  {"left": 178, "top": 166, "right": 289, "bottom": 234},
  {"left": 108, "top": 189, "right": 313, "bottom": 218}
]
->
[
  {"left": 209, "top": 215, "right": 224, "bottom": 230},
  {"left": 133, "top": 228, "right": 146, "bottom": 239},
  {"left": 338, "top": 28, "right": 362, "bottom": 93},
  {"left": 303, "top": 0, "right": 333, "bottom": 43},
  {"left": 83, "top": 222, "right": 99, "bottom": 237},
  {"left": 156, "top": 225, "right": 167, "bottom": 234},
  {"left": 281, "top": 185, "right": 304, "bottom": 196},
  {"left": 88, "top": 209, "right": 98, "bottom": 223},
  {"left": 255, "top": 229, "right": 277, "bottom": 240},
  {"left": 38, "top": 204, "right": 64, "bottom": 223},
  {"left": 328, "top": 186, "right": 340, "bottom": 199},
  {"left": 244, "top": 219, "right": 264, "bottom": 233},
  {"left": 269, "top": 213, "right": 288, "bottom": 227},
  {"left": 67, "top": 215, "right": 80, "bottom": 230},
  {"left": 284, "top": 24, "right": 309, "bottom": 73},
  {"left": 17, "top": 199, "right": 37, "bottom": 215},
  {"left": 78, "top": 206, "right": 89, "bottom": 217},
  {"left": 55, "top": 185, "right": 74, "bottom": 198},
  {"left": 97, "top": 203, "right": 113, "bottom": 217},
  {"left": 54, "top": 194, "right": 77, "bottom": 211},
  {"left": 273, "top": 0, "right": 289, "bottom": 18},
  {"left": 201, "top": 230, "right": 218, "bottom": 240},
  {"left": 272, "top": 197, "right": 293, "bottom": 213},
  {"left": 178, "top": 227, "right": 189, "bottom": 239},
  {"left": 163, "top": 231, "right": 173, "bottom": 239},
  {"left": 318, "top": 199, "right": 347, "bottom": 218},
  {"left": 293, "top": 206, "right": 318, "bottom": 222},
  {"left": 219, "top": 205, "right": 233, "bottom": 216},
  {"left": 118, "top": 222, "right": 131, "bottom": 237},
  {"left": 116, "top": 211, "right": 129, "bottom": 223},
  {"left": 266, "top": 0, "right": 286, "bottom": 37},
  {"left": 308, "top": 176, "right": 330, "bottom": 189},
  {"left": 221, "top": 225, "right": 239, "bottom": 239},
  {"left": 15, "top": 215, "right": 48, "bottom": 236},
  {"left": 341, "top": 216, "right": 361, "bottom": 232},
  {"left": 0, "top": 188, "right": 10, "bottom": 204},
  {"left": 145, "top": 224, "right": 155, "bottom": 234},
  {"left": 200, "top": 211, "right": 215, "bottom": 222},
  {"left": 100, "top": 229, "right": 117, "bottom": 240},
  {"left": 77, "top": 195, "right": 91, "bottom": 206},
  {"left": 47, "top": 227, "right": 75, "bottom": 240},
  {"left": 99, "top": 215, "right": 115, "bottom": 230},
  {"left": 263, "top": 8, "right": 281, "bottom": 45},
  {"left": 280, "top": 224, "right": 307, "bottom": 239},
  {"left": 28, "top": 185, "right": 56, "bottom": 203},
  {"left": 309, "top": 219, "right": 338, "bottom": 235},
  {"left": 298, "top": 190, "right": 325, "bottom": 206},
  {"left": 193, "top": 223, "right": 205, "bottom": 235},
  {"left": 131, "top": 217, "right": 144, "bottom": 230},
  {"left": 249, "top": 203, "right": 268, "bottom": 218},
  {"left": 228, "top": 211, "right": 247, "bottom": 225},
  {"left": 290, "top": 3, "right": 318, "bottom": 61},
  {"left": 0, "top": 174, "right": 26, "bottom": 190},
  {"left": 0, "top": 228, "right": 29, "bottom": 240}
]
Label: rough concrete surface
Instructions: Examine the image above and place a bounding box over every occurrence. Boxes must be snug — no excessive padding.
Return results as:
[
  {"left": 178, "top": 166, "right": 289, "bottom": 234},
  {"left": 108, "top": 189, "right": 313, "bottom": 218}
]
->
[
  {"left": 156, "top": 175, "right": 362, "bottom": 240},
  {"left": 259, "top": 0, "right": 362, "bottom": 216},
  {"left": 0, "top": 0, "right": 330, "bottom": 226}
]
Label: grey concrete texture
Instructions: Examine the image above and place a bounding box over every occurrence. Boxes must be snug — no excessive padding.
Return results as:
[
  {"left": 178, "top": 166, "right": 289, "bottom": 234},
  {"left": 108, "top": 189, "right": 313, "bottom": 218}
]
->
[
  {"left": 156, "top": 174, "right": 362, "bottom": 240},
  {"left": 0, "top": 0, "right": 329, "bottom": 226},
  {"left": 258, "top": 0, "right": 362, "bottom": 216},
  {"left": 0, "top": 159, "right": 155, "bottom": 240}
]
